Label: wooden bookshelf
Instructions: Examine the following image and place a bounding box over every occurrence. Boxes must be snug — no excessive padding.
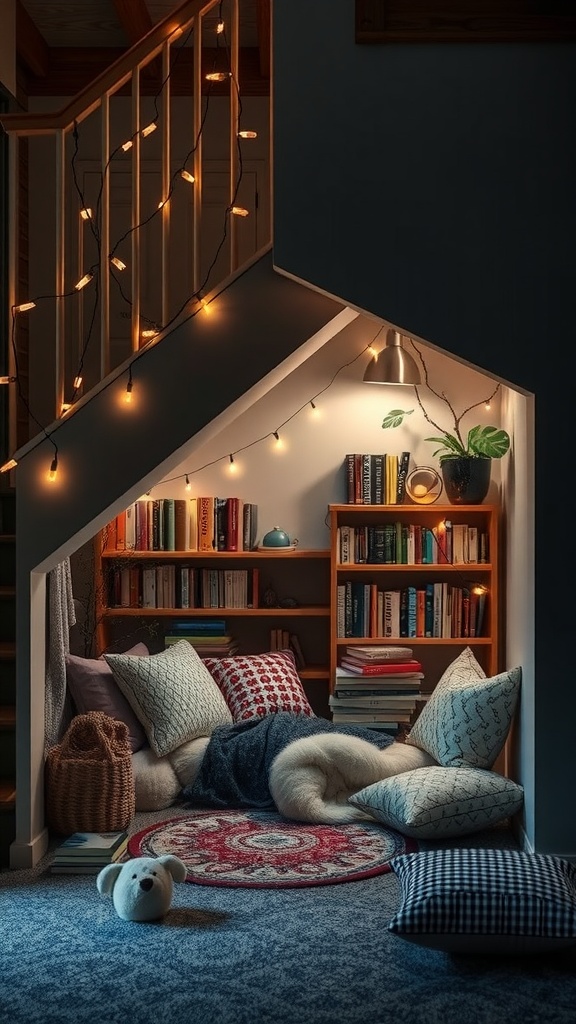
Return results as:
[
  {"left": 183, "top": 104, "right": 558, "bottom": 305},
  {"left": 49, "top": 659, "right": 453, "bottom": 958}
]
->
[
  {"left": 328, "top": 503, "right": 500, "bottom": 697},
  {"left": 94, "top": 535, "right": 331, "bottom": 715}
]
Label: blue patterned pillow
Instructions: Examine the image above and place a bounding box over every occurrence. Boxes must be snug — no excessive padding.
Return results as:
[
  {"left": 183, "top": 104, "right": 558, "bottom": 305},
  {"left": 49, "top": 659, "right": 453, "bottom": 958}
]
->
[
  {"left": 407, "top": 648, "right": 521, "bottom": 769},
  {"left": 349, "top": 765, "right": 524, "bottom": 838},
  {"left": 388, "top": 849, "right": 576, "bottom": 953}
]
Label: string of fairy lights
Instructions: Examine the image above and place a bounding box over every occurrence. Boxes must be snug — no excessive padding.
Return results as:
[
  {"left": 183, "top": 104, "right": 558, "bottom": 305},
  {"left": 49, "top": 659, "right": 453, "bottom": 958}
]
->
[
  {"left": 0, "top": 0, "right": 501, "bottom": 518},
  {"left": 0, "top": 1, "right": 263, "bottom": 480}
]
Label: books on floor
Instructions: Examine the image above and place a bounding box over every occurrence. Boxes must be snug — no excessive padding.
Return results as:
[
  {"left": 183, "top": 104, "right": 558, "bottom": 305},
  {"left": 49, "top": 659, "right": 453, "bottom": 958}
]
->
[{"left": 51, "top": 830, "right": 129, "bottom": 874}]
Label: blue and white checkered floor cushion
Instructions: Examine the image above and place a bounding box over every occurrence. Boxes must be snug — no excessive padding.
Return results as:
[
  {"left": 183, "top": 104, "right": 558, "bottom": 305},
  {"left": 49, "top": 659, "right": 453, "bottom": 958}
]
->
[{"left": 388, "top": 848, "right": 576, "bottom": 954}]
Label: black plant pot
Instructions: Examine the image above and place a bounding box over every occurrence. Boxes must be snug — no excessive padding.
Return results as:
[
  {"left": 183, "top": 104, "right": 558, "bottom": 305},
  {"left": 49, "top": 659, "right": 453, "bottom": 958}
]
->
[{"left": 441, "top": 457, "right": 491, "bottom": 505}]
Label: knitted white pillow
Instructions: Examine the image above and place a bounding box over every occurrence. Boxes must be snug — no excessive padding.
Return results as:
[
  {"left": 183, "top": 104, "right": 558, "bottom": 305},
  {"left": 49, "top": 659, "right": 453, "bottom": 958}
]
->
[{"left": 105, "top": 640, "right": 232, "bottom": 757}]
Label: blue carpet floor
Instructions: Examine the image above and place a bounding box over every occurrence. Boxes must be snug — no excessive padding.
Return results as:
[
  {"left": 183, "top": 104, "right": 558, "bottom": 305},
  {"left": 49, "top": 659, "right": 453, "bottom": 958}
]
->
[{"left": 1, "top": 813, "right": 575, "bottom": 1024}]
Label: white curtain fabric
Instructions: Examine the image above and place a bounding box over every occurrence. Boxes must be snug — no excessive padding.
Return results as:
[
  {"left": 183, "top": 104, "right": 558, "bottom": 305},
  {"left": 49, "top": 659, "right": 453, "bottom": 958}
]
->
[{"left": 44, "top": 558, "right": 76, "bottom": 752}]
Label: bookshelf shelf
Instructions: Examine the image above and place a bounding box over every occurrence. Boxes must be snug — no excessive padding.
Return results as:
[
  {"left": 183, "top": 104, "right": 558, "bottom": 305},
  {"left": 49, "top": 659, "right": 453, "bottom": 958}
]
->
[
  {"left": 329, "top": 503, "right": 500, "bottom": 698},
  {"left": 101, "top": 606, "right": 330, "bottom": 618},
  {"left": 101, "top": 549, "right": 330, "bottom": 561},
  {"left": 94, "top": 534, "right": 332, "bottom": 715}
]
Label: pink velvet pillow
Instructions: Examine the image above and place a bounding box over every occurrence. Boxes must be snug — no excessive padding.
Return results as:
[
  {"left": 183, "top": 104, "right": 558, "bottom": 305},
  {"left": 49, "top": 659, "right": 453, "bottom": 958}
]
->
[
  {"left": 65, "top": 643, "right": 149, "bottom": 752},
  {"left": 203, "top": 650, "right": 315, "bottom": 722}
]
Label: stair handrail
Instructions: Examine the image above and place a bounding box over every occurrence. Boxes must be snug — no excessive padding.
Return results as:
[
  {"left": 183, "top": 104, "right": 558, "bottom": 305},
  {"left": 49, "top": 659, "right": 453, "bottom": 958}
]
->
[
  {"left": 0, "top": 0, "right": 269, "bottom": 457},
  {"left": 0, "top": 0, "right": 214, "bottom": 136}
]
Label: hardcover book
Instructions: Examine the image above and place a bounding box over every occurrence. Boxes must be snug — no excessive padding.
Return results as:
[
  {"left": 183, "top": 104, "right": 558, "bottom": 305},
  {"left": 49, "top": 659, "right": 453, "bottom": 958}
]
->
[
  {"left": 396, "top": 450, "right": 410, "bottom": 503},
  {"left": 226, "top": 496, "right": 243, "bottom": 551},
  {"left": 163, "top": 498, "right": 176, "bottom": 551},
  {"left": 168, "top": 619, "right": 227, "bottom": 633},
  {"left": 174, "top": 499, "right": 188, "bottom": 551},
  {"left": 339, "top": 658, "right": 423, "bottom": 676},
  {"left": 53, "top": 831, "right": 128, "bottom": 857},
  {"left": 344, "top": 645, "right": 413, "bottom": 661},
  {"left": 198, "top": 497, "right": 215, "bottom": 551}
]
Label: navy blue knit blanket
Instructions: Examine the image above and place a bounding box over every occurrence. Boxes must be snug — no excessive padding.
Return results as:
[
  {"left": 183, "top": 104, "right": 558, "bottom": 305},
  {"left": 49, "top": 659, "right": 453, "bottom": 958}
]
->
[{"left": 181, "top": 711, "right": 394, "bottom": 810}]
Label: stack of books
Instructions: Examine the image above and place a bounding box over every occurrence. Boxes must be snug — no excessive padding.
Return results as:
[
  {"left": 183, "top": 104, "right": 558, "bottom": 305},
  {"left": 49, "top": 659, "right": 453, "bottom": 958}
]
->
[
  {"left": 51, "top": 830, "right": 129, "bottom": 874},
  {"left": 330, "top": 645, "right": 424, "bottom": 736},
  {"left": 164, "top": 618, "right": 240, "bottom": 657}
]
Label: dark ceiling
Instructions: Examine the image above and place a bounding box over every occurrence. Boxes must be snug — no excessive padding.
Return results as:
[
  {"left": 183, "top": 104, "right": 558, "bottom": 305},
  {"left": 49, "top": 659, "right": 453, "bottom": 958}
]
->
[{"left": 16, "top": 0, "right": 270, "bottom": 98}]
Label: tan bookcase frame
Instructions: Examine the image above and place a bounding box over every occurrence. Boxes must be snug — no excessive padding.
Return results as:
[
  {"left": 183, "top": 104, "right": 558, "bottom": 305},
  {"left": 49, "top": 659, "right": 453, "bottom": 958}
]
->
[{"left": 328, "top": 503, "right": 500, "bottom": 695}]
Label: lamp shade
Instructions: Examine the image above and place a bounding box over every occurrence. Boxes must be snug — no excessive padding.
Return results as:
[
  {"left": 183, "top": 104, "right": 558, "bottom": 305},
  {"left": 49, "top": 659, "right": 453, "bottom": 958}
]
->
[{"left": 363, "top": 330, "right": 422, "bottom": 385}]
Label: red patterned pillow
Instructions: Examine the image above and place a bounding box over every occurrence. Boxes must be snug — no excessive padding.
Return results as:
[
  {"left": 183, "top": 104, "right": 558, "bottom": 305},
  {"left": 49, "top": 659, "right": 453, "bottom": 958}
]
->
[{"left": 203, "top": 650, "right": 315, "bottom": 722}]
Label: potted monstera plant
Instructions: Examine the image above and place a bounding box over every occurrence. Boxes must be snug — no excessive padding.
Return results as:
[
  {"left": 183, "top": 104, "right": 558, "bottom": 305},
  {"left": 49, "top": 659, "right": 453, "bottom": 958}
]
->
[{"left": 381, "top": 346, "right": 511, "bottom": 504}]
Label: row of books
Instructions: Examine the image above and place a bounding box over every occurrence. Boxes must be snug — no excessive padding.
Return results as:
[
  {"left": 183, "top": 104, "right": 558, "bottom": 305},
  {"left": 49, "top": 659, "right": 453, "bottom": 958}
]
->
[
  {"left": 337, "top": 582, "right": 486, "bottom": 639},
  {"left": 108, "top": 565, "right": 260, "bottom": 609},
  {"left": 51, "top": 830, "right": 128, "bottom": 875},
  {"left": 163, "top": 619, "right": 239, "bottom": 656},
  {"left": 165, "top": 636, "right": 240, "bottom": 656},
  {"left": 163, "top": 622, "right": 307, "bottom": 670},
  {"left": 108, "top": 497, "right": 258, "bottom": 553},
  {"left": 330, "top": 645, "right": 423, "bottom": 735},
  {"left": 269, "top": 630, "right": 306, "bottom": 669},
  {"left": 344, "top": 452, "right": 410, "bottom": 505},
  {"left": 337, "top": 521, "right": 488, "bottom": 565}
]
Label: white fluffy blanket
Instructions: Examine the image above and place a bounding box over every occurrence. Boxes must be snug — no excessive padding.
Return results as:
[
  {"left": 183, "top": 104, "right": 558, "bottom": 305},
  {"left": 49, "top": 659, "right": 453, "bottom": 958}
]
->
[
  {"left": 133, "top": 731, "right": 436, "bottom": 824},
  {"left": 269, "top": 733, "right": 436, "bottom": 823}
]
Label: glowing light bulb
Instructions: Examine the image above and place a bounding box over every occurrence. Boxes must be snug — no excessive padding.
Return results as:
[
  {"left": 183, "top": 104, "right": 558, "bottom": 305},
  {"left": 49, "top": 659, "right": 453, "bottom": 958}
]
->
[
  {"left": 238, "top": 130, "right": 257, "bottom": 139},
  {"left": 205, "top": 72, "right": 228, "bottom": 82},
  {"left": 124, "top": 379, "right": 133, "bottom": 404},
  {"left": 80, "top": 207, "right": 92, "bottom": 220},
  {"left": 73, "top": 375, "right": 83, "bottom": 389},
  {"left": 122, "top": 140, "right": 133, "bottom": 152},
  {"left": 75, "top": 272, "right": 93, "bottom": 291},
  {"left": 216, "top": 20, "right": 224, "bottom": 33},
  {"left": 14, "top": 302, "right": 36, "bottom": 313},
  {"left": 141, "top": 328, "right": 159, "bottom": 340},
  {"left": 0, "top": 376, "right": 16, "bottom": 385},
  {"left": 200, "top": 298, "right": 211, "bottom": 315},
  {"left": 48, "top": 455, "right": 58, "bottom": 482},
  {"left": 60, "top": 403, "right": 72, "bottom": 415},
  {"left": 228, "top": 454, "right": 237, "bottom": 474},
  {"left": 185, "top": 475, "right": 191, "bottom": 492},
  {"left": 485, "top": 401, "right": 491, "bottom": 410},
  {"left": 141, "top": 122, "right": 157, "bottom": 137},
  {"left": 110, "top": 256, "right": 126, "bottom": 271},
  {"left": 231, "top": 206, "right": 249, "bottom": 217},
  {"left": 0, "top": 458, "right": 17, "bottom": 473},
  {"left": 181, "top": 170, "right": 195, "bottom": 184}
]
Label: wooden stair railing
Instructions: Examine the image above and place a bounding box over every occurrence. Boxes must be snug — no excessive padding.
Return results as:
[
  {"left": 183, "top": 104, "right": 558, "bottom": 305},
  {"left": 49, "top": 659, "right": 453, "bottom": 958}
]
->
[
  {"left": 0, "top": 0, "right": 270, "bottom": 866},
  {"left": 0, "top": 0, "right": 270, "bottom": 456}
]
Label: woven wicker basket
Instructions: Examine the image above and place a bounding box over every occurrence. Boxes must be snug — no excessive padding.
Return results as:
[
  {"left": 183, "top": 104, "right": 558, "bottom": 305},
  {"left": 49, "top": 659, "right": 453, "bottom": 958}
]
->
[{"left": 45, "top": 711, "right": 135, "bottom": 835}]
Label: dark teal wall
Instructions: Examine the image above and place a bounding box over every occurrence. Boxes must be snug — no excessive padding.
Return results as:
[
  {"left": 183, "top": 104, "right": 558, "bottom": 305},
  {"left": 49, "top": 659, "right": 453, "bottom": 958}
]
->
[{"left": 273, "top": 1, "right": 576, "bottom": 854}]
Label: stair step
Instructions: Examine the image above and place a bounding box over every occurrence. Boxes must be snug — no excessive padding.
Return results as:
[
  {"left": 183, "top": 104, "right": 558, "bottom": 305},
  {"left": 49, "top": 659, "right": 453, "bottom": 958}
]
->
[
  {"left": 0, "top": 780, "right": 16, "bottom": 810},
  {"left": 0, "top": 706, "right": 15, "bottom": 729}
]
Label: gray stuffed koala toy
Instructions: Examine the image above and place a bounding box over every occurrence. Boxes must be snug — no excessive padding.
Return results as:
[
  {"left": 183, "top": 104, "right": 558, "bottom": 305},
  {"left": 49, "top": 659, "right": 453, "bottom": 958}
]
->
[{"left": 97, "top": 855, "right": 187, "bottom": 921}]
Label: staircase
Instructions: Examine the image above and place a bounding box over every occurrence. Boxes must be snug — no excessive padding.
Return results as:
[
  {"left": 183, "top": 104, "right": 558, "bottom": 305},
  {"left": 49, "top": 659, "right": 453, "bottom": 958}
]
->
[
  {"left": 0, "top": 488, "right": 16, "bottom": 866},
  {"left": 0, "top": 0, "right": 349, "bottom": 869}
]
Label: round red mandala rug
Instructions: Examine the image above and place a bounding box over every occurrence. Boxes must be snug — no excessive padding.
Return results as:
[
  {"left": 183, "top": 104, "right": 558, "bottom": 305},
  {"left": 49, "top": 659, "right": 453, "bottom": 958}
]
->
[{"left": 128, "top": 809, "right": 416, "bottom": 888}]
